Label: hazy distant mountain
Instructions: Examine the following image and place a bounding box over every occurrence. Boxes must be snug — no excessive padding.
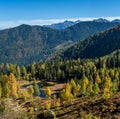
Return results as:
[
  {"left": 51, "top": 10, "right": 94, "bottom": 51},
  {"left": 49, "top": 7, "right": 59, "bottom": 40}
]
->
[
  {"left": 94, "top": 18, "right": 120, "bottom": 23},
  {"left": 0, "top": 22, "right": 119, "bottom": 64},
  {"left": 62, "top": 24, "right": 120, "bottom": 59},
  {"left": 44, "top": 20, "right": 81, "bottom": 29},
  {"left": 44, "top": 18, "right": 120, "bottom": 30},
  {"left": 112, "top": 19, "right": 120, "bottom": 23},
  {"left": 93, "top": 18, "right": 110, "bottom": 22},
  {"left": 44, "top": 18, "right": 111, "bottom": 30}
]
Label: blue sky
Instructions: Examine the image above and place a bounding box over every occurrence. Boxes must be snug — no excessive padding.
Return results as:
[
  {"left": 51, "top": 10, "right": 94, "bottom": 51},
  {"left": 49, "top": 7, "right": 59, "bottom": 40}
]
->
[{"left": 0, "top": 0, "right": 120, "bottom": 28}]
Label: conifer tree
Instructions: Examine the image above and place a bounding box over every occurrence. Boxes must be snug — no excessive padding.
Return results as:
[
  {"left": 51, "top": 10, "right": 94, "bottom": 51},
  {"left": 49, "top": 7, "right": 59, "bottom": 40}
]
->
[
  {"left": 93, "top": 82, "right": 100, "bottom": 95},
  {"left": 33, "top": 80, "right": 40, "bottom": 96},
  {"left": 21, "top": 66, "right": 27, "bottom": 80},
  {"left": 87, "top": 81, "right": 94, "bottom": 95},
  {"left": 1, "top": 75, "right": 9, "bottom": 98},
  {"left": 0, "top": 83, "right": 2, "bottom": 98},
  {"left": 112, "top": 80, "right": 118, "bottom": 93},
  {"left": 95, "top": 74, "right": 101, "bottom": 84},
  {"left": 16, "top": 66, "right": 21, "bottom": 80},
  {"left": 31, "top": 64, "right": 36, "bottom": 76}
]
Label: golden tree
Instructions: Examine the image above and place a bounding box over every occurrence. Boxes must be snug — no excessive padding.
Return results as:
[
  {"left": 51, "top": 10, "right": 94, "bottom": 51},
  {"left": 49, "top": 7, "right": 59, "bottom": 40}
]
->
[
  {"left": 60, "top": 83, "right": 73, "bottom": 101},
  {"left": 70, "top": 79, "right": 80, "bottom": 97},
  {"left": 87, "top": 81, "right": 94, "bottom": 95},
  {"left": 82, "top": 76, "right": 89, "bottom": 94},
  {"left": 95, "top": 74, "right": 101, "bottom": 84},
  {"left": 102, "top": 76, "right": 112, "bottom": 99},
  {"left": 45, "top": 87, "right": 52, "bottom": 98},
  {"left": 8, "top": 73, "right": 18, "bottom": 99},
  {"left": 27, "top": 85, "right": 34, "bottom": 99},
  {"left": 93, "top": 82, "right": 100, "bottom": 95}
]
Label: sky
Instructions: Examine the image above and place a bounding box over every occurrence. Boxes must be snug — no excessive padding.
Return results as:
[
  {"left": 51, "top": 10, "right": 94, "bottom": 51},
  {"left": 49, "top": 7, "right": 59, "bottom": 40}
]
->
[{"left": 0, "top": 0, "right": 120, "bottom": 29}]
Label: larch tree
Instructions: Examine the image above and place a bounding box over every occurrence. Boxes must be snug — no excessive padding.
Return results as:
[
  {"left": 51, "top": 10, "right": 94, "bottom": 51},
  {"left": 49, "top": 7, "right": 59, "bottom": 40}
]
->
[
  {"left": 87, "top": 81, "right": 94, "bottom": 95},
  {"left": 8, "top": 73, "right": 18, "bottom": 99},
  {"left": 28, "top": 85, "right": 34, "bottom": 99},
  {"left": 41, "top": 63, "right": 46, "bottom": 70},
  {"left": 102, "top": 76, "right": 112, "bottom": 99},
  {"left": 95, "top": 74, "right": 101, "bottom": 84},
  {"left": 45, "top": 87, "right": 52, "bottom": 98},
  {"left": 109, "top": 69, "right": 115, "bottom": 79},
  {"left": 60, "top": 83, "right": 73, "bottom": 101},
  {"left": 82, "top": 76, "right": 89, "bottom": 94},
  {"left": 93, "top": 82, "right": 100, "bottom": 95},
  {"left": 70, "top": 79, "right": 80, "bottom": 97}
]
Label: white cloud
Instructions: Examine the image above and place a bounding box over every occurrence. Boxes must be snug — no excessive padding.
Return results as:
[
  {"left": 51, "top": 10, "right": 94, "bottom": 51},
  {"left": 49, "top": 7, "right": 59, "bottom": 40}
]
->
[
  {"left": 0, "top": 16, "right": 120, "bottom": 29},
  {"left": 0, "top": 21, "right": 20, "bottom": 29}
]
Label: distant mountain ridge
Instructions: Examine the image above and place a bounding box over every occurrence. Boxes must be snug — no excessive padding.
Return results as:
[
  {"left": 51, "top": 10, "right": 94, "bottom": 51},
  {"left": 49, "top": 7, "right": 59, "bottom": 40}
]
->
[
  {"left": 112, "top": 19, "right": 120, "bottom": 23},
  {"left": 93, "top": 18, "right": 110, "bottom": 22},
  {"left": 44, "top": 20, "right": 81, "bottom": 29},
  {"left": 44, "top": 18, "right": 120, "bottom": 30}
]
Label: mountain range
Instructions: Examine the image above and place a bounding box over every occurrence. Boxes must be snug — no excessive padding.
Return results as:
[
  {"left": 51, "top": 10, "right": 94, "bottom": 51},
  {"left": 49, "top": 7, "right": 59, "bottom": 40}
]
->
[
  {"left": 0, "top": 21, "right": 119, "bottom": 64},
  {"left": 44, "top": 20, "right": 80, "bottom": 29},
  {"left": 44, "top": 18, "right": 120, "bottom": 30}
]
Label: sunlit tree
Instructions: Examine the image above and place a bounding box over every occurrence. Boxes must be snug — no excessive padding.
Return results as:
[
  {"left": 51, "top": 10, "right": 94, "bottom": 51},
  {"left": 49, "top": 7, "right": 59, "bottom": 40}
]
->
[
  {"left": 45, "top": 87, "right": 52, "bottom": 98},
  {"left": 28, "top": 85, "right": 34, "bottom": 99},
  {"left": 8, "top": 73, "right": 18, "bottom": 99}
]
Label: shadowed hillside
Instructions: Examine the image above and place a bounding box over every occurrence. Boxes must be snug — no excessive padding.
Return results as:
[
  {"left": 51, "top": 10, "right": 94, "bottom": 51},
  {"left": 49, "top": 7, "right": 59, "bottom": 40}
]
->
[
  {"left": 0, "top": 22, "right": 119, "bottom": 64},
  {"left": 62, "top": 24, "right": 120, "bottom": 59}
]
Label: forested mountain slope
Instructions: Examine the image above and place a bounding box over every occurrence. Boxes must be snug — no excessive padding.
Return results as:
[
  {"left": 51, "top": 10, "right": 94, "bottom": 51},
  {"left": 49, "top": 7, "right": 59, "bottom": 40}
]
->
[
  {"left": 0, "top": 22, "right": 119, "bottom": 64},
  {"left": 62, "top": 24, "right": 120, "bottom": 59}
]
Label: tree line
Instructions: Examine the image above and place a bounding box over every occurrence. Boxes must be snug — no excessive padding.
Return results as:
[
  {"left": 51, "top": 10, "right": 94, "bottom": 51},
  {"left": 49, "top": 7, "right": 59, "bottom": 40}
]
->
[{"left": 0, "top": 51, "right": 120, "bottom": 99}]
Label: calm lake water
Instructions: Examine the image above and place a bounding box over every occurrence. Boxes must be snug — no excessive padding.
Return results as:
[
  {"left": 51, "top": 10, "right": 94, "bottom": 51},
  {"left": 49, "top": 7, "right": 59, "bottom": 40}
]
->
[{"left": 21, "top": 82, "right": 46, "bottom": 98}]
